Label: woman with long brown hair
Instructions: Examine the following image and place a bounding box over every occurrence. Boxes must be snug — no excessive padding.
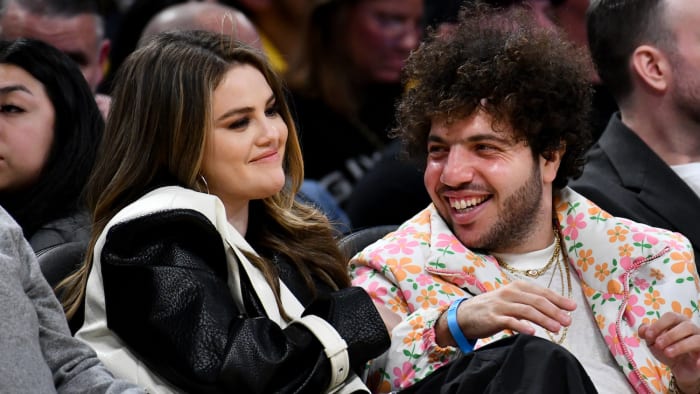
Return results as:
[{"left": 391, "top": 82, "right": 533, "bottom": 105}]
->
[{"left": 60, "top": 29, "right": 390, "bottom": 393}]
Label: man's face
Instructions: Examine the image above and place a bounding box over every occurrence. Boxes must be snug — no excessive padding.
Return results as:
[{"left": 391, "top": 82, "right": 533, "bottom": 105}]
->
[
  {"left": 0, "top": 3, "right": 109, "bottom": 92},
  {"left": 665, "top": 0, "right": 700, "bottom": 123},
  {"left": 424, "top": 110, "right": 559, "bottom": 253}
]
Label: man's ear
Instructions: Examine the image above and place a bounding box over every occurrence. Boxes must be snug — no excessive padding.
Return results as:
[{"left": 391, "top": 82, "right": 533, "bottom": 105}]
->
[
  {"left": 540, "top": 145, "right": 566, "bottom": 184},
  {"left": 631, "top": 45, "right": 671, "bottom": 93}
]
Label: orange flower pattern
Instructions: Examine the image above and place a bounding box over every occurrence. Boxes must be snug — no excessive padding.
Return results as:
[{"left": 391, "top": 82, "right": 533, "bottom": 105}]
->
[
  {"left": 594, "top": 263, "right": 611, "bottom": 281},
  {"left": 349, "top": 188, "right": 699, "bottom": 393},
  {"left": 608, "top": 225, "right": 629, "bottom": 242},
  {"left": 576, "top": 249, "right": 595, "bottom": 272}
]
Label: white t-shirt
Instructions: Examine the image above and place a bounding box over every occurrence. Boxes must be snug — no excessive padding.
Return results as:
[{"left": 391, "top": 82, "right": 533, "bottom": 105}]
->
[
  {"left": 671, "top": 162, "right": 700, "bottom": 197},
  {"left": 494, "top": 243, "right": 635, "bottom": 394}
]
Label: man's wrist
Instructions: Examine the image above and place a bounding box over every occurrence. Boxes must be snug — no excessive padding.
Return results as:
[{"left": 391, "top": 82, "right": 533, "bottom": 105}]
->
[
  {"left": 434, "top": 306, "right": 457, "bottom": 347},
  {"left": 447, "top": 297, "right": 476, "bottom": 353}
]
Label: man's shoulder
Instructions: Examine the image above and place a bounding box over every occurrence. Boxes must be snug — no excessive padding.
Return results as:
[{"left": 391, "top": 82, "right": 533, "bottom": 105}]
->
[{"left": 559, "top": 188, "right": 693, "bottom": 255}]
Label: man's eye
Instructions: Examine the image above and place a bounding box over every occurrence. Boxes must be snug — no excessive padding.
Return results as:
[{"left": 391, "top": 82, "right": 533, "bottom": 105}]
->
[
  {"left": 475, "top": 144, "right": 495, "bottom": 151},
  {"left": 428, "top": 145, "right": 447, "bottom": 154}
]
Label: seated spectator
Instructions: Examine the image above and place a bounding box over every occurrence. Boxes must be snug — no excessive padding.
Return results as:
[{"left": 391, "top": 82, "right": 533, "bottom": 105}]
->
[
  {"left": 569, "top": 0, "right": 700, "bottom": 254},
  {"left": 0, "top": 0, "right": 112, "bottom": 116},
  {"left": 286, "top": 0, "right": 423, "bottom": 208},
  {"left": 60, "top": 30, "right": 390, "bottom": 392},
  {"left": 0, "top": 203, "right": 142, "bottom": 392},
  {"left": 0, "top": 38, "right": 101, "bottom": 258},
  {"left": 350, "top": 5, "right": 700, "bottom": 393}
]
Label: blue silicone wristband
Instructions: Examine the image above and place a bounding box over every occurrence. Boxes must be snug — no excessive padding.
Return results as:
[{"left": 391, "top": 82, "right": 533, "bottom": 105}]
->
[{"left": 447, "top": 297, "right": 476, "bottom": 353}]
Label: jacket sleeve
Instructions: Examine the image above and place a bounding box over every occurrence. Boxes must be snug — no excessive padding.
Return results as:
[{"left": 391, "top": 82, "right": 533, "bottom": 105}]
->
[
  {"left": 100, "top": 209, "right": 388, "bottom": 393},
  {"left": 349, "top": 241, "right": 462, "bottom": 393}
]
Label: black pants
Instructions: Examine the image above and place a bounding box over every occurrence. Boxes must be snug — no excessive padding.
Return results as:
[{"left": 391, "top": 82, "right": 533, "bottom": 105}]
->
[{"left": 401, "top": 335, "right": 597, "bottom": 394}]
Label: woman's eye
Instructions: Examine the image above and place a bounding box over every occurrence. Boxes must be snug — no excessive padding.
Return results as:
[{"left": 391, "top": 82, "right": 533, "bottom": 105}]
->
[
  {"left": 265, "top": 106, "right": 279, "bottom": 117},
  {"left": 0, "top": 104, "right": 24, "bottom": 113},
  {"left": 228, "top": 118, "right": 249, "bottom": 129}
]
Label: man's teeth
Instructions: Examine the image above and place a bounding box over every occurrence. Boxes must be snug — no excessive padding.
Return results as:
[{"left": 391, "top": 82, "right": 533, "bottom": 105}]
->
[{"left": 450, "top": 197, "right": 487, "bottom": 210}]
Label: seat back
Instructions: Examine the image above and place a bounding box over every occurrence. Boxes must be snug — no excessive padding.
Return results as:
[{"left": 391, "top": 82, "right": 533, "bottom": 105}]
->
[
  {"left": 338, "top": 225, "right": 398, "bottom": 260},
  {"left": 36, "top": 241, "right": 87, "bottom": 288},
  {"left": 37, "top": 241, "right": 88, "bottom": 333}
]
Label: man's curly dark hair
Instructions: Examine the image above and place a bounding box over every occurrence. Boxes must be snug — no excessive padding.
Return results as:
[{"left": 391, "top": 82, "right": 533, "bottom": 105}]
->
[{"left": 394, "top": 4, "right": 593, "bottom": 189}]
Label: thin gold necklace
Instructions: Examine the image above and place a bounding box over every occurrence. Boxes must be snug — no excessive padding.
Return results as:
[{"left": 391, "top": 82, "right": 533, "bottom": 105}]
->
[
  {"left": 497, "top": 227, "right": 572, "bottom": 345},
  {"left": 498, "top": 230, "right": 561, "bottom": 278},
  {"left": 544, "top": 248, "right": 572, "bottom": 345}
]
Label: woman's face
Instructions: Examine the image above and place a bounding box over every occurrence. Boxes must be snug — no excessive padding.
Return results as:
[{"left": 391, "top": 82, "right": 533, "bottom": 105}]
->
[
  {"left": 345, "top": 0, "right": 423, "bottom": 84},
  {"left": 0, "top": 63, "right": 54, "bottom": 191},
  {"left": 201, "top": 64, "right": 288, "bottom": 213}
]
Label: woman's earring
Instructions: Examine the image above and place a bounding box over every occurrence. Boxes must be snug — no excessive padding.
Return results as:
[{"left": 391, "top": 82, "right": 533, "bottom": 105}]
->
[{"left": 199, "top": 174, "right": 210, "bottom": 194}]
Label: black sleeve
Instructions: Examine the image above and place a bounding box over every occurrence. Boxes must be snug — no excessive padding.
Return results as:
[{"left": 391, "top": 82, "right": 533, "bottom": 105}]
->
[{"left": 100, "top": 209, "right": 388, "bottom": 393}]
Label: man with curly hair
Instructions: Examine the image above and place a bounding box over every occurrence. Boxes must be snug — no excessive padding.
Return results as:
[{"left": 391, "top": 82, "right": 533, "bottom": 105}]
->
[
  {"left": 349, "top": 5, "right": 700, "bottom": 393},
  {"left": 570, "top": 0, "right": 700, "bottom": 254}
]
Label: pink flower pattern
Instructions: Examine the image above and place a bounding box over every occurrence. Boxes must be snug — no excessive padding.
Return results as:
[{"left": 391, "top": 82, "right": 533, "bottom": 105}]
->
[
  {"left": 624, "top": 295, "right": 646, "bottom": 326},
  {"left": 392, "top": 362, "right": 416, "bottom": 388},
  {"left": 562, "top": 212, "right": 586, "bottom": 240},
  {"left": 435, "top": 233, "right": 467, "bottom": 253},
  {"left": 384, "top": 237, "right": 420, "bottom": 255},
  {"left": 633, "top": 278, "right": 650, "bottom": 291}
]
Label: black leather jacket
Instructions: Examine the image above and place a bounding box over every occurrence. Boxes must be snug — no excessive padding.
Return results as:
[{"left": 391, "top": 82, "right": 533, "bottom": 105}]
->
[{"left": 100, "top": 209, "right": 389, "bottom": 393}]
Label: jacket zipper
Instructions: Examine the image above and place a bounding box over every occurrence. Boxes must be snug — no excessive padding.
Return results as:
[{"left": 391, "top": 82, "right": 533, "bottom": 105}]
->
[{"left": 616, "top": 246, "right": 671, "bottom": 394}]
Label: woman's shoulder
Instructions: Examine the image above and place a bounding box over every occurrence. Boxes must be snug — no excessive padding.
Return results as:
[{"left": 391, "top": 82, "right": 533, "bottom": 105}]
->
[
  {"left": 110, "top": 186, "right": 222, "bottom": 228},
  {"left": 100, "top": 206, "right": 228, "bottom": 278}
]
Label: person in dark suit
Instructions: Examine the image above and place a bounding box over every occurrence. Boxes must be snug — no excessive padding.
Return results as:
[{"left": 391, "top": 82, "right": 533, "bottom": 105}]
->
[{"left": 569, "top": 0, "right": 700, "bottom": 254}]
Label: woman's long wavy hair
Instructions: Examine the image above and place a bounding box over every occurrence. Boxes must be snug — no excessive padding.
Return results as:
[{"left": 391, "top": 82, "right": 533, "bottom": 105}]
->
[
  {"left": 0, "top": 38, "right": 103, "bottom": 238},
  {"left": 60, "top": 30, "right": 349, "bottom": 319}
]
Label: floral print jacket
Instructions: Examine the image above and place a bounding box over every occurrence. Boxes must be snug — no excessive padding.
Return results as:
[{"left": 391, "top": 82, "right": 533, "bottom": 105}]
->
[{"left": 350, "top": 187, "right": 700, "bottom": 393}]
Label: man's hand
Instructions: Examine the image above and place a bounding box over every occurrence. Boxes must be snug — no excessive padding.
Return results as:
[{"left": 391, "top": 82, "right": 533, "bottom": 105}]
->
[
  {"left": 639, "top": 312, "right": 700, "bottom": 394},
  {"left": 435, "top": 281, "right": 576, "bottom": 347}
]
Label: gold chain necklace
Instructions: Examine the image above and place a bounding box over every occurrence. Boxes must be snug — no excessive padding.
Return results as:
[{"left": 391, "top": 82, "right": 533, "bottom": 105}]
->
[
  {"left": 498, "top": 230, "right": 561, "bottom": 278},
  {"left": 497, "top": 228, "right": 572, "bottom": 345},
  {"left": 544, "top": 247, "right": 573, "bottom": 345}
]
